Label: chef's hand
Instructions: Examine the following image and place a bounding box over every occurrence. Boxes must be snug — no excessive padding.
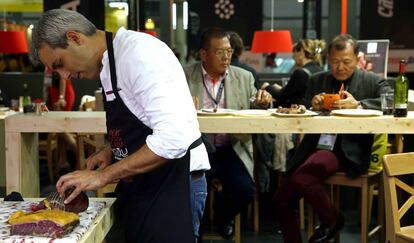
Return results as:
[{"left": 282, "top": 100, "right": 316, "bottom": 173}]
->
[
  {"left": 255, "top": 89, "right": 272, "bottom": 107},
  {"left": 56, "top": 170, "right": 110, "bottom": 204},
  {"left": 86, "top": 145, "right": 112, "bottom": 170},
  {"left": 311, "top": 93, "right": 324, "bottom": 111},
  {"left": 331, "top": 91, "right": 359, "bottom": 109}
]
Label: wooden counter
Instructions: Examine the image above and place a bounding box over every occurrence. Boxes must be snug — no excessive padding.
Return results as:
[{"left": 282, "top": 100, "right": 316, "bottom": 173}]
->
[{"left": 5, "top": 111, "right": 414, "bottom": 196}]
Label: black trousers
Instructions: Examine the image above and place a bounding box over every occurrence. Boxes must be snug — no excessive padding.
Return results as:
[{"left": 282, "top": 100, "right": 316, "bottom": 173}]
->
[{"left": 207, "top": 145, "right": 256, "bottom": 224}]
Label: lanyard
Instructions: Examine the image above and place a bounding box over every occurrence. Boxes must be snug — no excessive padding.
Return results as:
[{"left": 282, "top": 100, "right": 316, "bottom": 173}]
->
[{"left": 202, "top": 75, "right": 225, "bottom": 106}]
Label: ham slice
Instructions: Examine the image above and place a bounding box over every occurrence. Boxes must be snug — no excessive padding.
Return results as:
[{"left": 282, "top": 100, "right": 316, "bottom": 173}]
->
[{"left": 8, "top": 209, "right": 80, "bottom": 238}]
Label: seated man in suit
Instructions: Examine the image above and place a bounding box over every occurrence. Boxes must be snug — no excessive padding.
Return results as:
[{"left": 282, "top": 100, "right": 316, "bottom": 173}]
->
[
  {"left": 274, "top": 34, "right": 393, "bottom": 243},
  {"left": 184, "top": 27, "right": 272, "bottom": 238}
]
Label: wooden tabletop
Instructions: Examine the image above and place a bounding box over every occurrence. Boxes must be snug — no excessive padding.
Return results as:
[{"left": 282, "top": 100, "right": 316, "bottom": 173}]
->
[
  {"left": 4, "top": 110, "right": 414, "bottom": 196},
  {"left": 5, "top": 111, "right": 414, "bottom": 134},
  {"left": 197, "top": 112, "right": 414, "bottom": 134}
]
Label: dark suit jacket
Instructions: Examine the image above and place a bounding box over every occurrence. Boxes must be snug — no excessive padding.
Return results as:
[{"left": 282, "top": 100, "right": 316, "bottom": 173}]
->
[
  {"left": 286, "top": 69, "right": 393, "bottom": 178},
  {"left": 266, "top": 61, "right": 322, "bottom": 107}
]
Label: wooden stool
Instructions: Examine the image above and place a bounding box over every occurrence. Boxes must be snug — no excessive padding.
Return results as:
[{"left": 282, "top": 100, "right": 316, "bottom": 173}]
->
[
  {"left": 203, "top": 179, "right": 241, "bottom": 243},
  {"left": 38, "top": 133, "right": 58, "bottom": 183},
  {"left": 307, "top": 171, "right": 384, "bottom": 243},
  {"left": 383, "top": 152, "right": 414, "bottom": 243}
]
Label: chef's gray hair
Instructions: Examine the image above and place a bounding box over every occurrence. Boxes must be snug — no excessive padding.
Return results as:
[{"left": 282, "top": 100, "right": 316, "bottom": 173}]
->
[{"left": 30, "top": 9, "right": 97, "bottom": 66}]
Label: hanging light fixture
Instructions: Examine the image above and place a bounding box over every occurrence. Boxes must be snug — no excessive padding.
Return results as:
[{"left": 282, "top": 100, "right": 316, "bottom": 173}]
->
[
  {"left": 141, "top": 30, "right": 158, "bottom": 38},
  {"left": 0, "top": 30, "right": 28, "bottom": 54},
  {"left": 251, "top": 0, "right": 293, "bottom": 53}
]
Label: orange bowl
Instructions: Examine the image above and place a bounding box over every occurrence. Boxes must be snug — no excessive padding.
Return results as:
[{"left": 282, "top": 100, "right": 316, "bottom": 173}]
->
[{"left": 322, "top": 94, "right": 340, "bottom": 110}]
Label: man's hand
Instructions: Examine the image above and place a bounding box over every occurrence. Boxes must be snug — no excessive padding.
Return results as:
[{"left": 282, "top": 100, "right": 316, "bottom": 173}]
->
[
  {"left": 311, "top": 93, "right": 324, "bottom": 111},
  {"left": 331, "top": 91, "right": 359, "bottom": 109},
  {"left": 86, "top": 145, "right": 112, "bottom": 170},
  {"left": 255, "top": 89, "right": 272, "bottom": 107},
  {"left": 260, "top": 82, "right": 270, "bottom": 90},
  {"left": 56, "top": 169, "right": 110, "bottom": 204}
]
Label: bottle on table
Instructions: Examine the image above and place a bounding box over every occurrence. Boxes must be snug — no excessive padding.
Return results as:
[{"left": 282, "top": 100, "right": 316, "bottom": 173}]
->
[
  {"left": 22, "top": 83, "right": 31, "bottom": 107},
  {"left": 394, "top": 59, "right": 409, "bottom": 117}
]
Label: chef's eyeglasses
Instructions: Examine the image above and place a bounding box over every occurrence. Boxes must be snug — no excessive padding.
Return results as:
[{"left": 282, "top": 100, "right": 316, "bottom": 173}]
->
[{"left": 213, "top": 48, "right": 234, "bottom": 58}]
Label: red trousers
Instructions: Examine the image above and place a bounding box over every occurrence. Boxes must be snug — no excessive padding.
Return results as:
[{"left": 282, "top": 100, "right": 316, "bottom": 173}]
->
[{"left": 274, "top": 150, "right": 345, "bottom": 243}]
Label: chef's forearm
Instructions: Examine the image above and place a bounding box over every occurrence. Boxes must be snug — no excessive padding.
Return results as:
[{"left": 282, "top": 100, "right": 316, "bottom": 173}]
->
[{"left": 101, "top": 144, "right": 168, "bottom": 182}]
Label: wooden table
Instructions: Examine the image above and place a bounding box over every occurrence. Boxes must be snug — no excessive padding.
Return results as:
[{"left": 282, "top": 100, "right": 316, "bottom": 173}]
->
[
  {"left": 4, "top": 112, "right": 106, "bottom": 197},
  {"left": 78, "top": 198, "right": 115, "bottom": 243},
  {"left": 0, "top": 111, "right": 17, "bottom": 197},
  {"left": 5, "top": 111, "right": 414, "bottom": 196},
  {"left": 0, "top": 197, "right": 115, "bottom": 243}
]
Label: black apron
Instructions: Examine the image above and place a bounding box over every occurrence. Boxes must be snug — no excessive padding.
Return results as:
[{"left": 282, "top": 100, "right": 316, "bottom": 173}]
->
[{"left": 103, "top": 31, "right": 198, "bottom": 243}]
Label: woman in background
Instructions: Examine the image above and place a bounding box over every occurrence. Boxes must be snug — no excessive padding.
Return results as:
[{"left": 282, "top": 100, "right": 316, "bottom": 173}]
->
[
  {"left": 261, "top": 39, "right": 326, "bottom": 107},
  {"left": 48, "top": 71, "right": 75, "bottom": 111},
  {"left": 48, "top": 71, "right": 77, "bottom": 176}
]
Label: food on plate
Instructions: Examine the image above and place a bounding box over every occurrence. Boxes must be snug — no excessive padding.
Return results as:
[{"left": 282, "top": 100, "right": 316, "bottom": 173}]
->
[
  {"left": 8, "top": 209, "right": 79, "bottom": 238},
  {"left": 276, "top": 104, "right": 307, "bottom": 114}
]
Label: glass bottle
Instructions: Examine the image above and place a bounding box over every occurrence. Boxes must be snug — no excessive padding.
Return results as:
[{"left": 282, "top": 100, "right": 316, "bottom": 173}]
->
[
  {"left": 22, "top": 83, "right": 31, "bottom": 107},
  {"left": 394, "top": 59, "right": 409, "bottom": 117}
]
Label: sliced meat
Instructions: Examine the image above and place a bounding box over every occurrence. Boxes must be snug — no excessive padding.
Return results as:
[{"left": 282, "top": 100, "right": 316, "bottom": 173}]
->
[{"left": 8, "top": 209, "right": 80, "bottom": 238}]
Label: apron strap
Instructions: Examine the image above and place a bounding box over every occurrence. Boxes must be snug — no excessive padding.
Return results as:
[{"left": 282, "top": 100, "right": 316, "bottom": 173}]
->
[
  {"left": 189, "top": 136, "right": 203, "bottom": 150},
  {"left": 105, "top": 31, "right": 121, "bottom": 100}
]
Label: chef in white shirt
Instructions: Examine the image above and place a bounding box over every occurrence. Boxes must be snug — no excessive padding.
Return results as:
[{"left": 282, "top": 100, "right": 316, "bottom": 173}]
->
[{"left": 30, "top": 9, "right": 209, "bottom": 243}]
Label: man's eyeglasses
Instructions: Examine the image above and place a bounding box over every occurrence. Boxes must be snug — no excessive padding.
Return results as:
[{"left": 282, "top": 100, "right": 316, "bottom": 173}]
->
[{"left": 212, "top": 48, "right": 234, "bottom": 58}]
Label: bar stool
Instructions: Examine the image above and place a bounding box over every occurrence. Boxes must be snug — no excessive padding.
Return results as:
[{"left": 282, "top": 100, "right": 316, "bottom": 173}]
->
[
  {"left": 38, "top": 133, "right": 58, "bottom": 183},
  {"left": 203, "top": 179, "right": 241, "bottom": 243},
  {"left": 308, "top": 170, "right": 384, "bottom": 243},
  {"left": 302, "top": 134, "right": 400, "bottom": 242}
]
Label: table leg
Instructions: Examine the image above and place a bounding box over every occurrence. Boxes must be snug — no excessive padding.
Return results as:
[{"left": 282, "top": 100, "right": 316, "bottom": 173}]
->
[{"left": 6, "top": 132, "right": 39, "bottom": 197}]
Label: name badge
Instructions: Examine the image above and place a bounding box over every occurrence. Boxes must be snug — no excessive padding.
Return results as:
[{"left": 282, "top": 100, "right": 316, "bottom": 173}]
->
[{"left": 317, "top": 134, "right": 337, "bottom": 151}]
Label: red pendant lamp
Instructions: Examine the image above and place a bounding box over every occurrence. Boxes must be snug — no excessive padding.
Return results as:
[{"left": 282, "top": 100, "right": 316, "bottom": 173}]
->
[
  {"left": 251, "top": 0, "right": 293, "bottom": 53},
  {"left": 0, "top": 30, "right": 29, "bottom": 54},
  {"left": 141, "top": 30, "right": 158, "bottom": 38}
]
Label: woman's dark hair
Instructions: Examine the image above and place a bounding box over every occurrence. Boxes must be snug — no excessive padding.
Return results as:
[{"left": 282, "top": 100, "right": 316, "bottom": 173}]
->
[
  {"left": 52, "top": 71, "right": 60, "bottom": 88},
  {"left": 228, "top": 31, "right": 244, "bottom": 59}
]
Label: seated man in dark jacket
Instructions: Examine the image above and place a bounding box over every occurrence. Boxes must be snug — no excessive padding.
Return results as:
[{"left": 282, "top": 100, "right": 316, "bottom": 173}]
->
[{"left": 274, "top": 34, "right": 393, "bottom": 243}]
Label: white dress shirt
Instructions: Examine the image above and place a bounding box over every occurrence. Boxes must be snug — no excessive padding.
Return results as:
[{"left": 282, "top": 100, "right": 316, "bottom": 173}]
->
[
  {"left": 201, "top": 65, "right": 231, "bottom": 146},
  {"left": 100, "top": 27, "right": 210, "bottom": 172}
]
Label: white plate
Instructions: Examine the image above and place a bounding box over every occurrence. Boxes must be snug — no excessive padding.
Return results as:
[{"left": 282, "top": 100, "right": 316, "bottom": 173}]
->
[
  {"left": 272, "top": 110, "right": 319, "bottom": 117},
  {"left": 197, "top": 108, "right": 236, "bottom": 116},
  {"left": 331, "top": 109, "right": 383, "bottom": 117},
  {"left": 234, "top": 109, "right": 272, "bottom": 117}
]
